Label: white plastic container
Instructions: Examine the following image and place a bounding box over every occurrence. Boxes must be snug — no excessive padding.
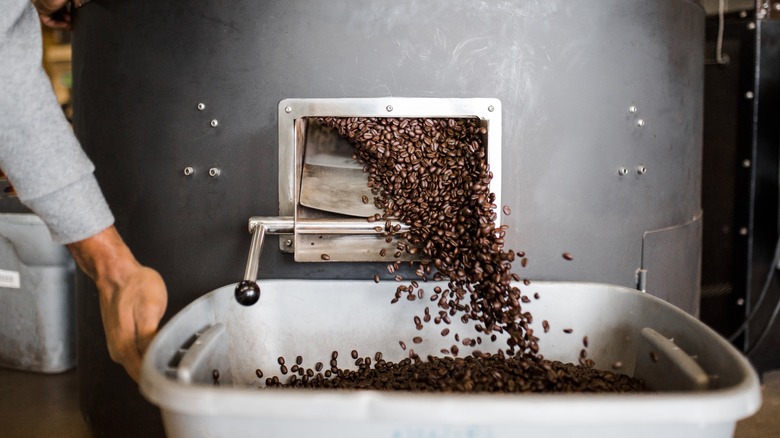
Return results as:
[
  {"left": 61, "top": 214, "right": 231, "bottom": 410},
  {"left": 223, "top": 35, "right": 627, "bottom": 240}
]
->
[
  {"left": 141, "top": 280, "right": 761, "bottom": 438},
  {"left": 0, "top": 213, "right": 75, "bottom": 373}
]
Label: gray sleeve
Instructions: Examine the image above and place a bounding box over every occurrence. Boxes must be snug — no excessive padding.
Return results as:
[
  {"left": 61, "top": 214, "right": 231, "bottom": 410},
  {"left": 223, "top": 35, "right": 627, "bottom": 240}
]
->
[{"left": 0, "top": 0, "right": 114, "bottom": 244}]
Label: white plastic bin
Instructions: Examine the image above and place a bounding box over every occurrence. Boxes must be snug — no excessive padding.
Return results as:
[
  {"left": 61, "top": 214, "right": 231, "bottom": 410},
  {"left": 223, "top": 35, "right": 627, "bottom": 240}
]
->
[
  {"left": 0, "top": 213, "right": 75, "bottom": 373},
  {"left": 141, "top": 280, "right": 761, "bottom": 438}
]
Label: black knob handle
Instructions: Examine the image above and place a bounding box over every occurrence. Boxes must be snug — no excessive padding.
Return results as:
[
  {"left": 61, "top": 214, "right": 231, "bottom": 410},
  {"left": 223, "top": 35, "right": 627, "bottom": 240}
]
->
[{"left": 235, "top": 280, "right": 261, "bottom": 306}]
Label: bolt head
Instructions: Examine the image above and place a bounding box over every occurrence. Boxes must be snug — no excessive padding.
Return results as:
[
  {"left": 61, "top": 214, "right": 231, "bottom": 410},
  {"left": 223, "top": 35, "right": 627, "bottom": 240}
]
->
[
  {"left": 629, "top": 105, "right": 638, "bottom": 113},
  {"left": 637, "top": 165, "right": 647, "bottom": 175},
  {"left": 637, "top": 119, "right": 645, "bottom": 127},
  {"left": 284, "top": 239, "right": 293, "bottom": 247},
  {"left": 386, "top": 105, "right": 393, "bottom": 112},
  {"left": 210, "top": 119, "right": 219, "bottom": 127},
  {"left": 285, "top": 106, "right": 292, "bottom": 113},
  {"left": 197, "top": 103, "right": 206, "bottom": 111},
  {"left": 183, "top": 166, "right": 194, "bottom": 176},
  {"left": 488, "top": 105, "right": 495, "bottom": 112},
  {"left": 208, "top": 167, "right": 220, "bottom": 177},
  {"left": 618, "top": 167, "right": 629, "bottom": 176}
]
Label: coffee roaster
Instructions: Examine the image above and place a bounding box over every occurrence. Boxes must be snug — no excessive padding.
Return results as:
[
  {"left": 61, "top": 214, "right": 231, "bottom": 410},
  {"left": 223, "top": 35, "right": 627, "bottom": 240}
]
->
[{"left": 70, "top": 0, "right": 743, "bottom": 436}]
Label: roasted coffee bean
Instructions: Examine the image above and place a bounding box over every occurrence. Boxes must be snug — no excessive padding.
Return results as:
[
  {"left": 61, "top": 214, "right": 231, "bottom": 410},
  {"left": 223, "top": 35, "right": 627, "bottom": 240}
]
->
[
  {"left": 321, "top": 253, "right": 331, "bottom": 261},
  {"left": 502, "top": 205, "right": 511, "bottom": 215},
  {"left": 362, "top": 195, "right": 369, "bottom": 204},
  {"left": 413, "top": 336, "right": 423, "bottom": 344},
  {"left": 542, "top": 320, "right": 550, "bottom": 333},
  {"left": 280, "top": 365, "right": 288, "bottom": 375},
  {"left": 379, "top": 248, "right": 387, "bottom": 257},
  {"left": 562, "top": 252, "right": 574, "bottom": 261},
  {"left": 373, "top": 274, "right": 380, "bottom": 283},
  {"left": 315, "top": 362, "right": 323, "bottom": 372},
  {"left": 212, "top": 369, "right": 219, "bottom": 380},
  {"left": 650, "top": 351, "right": 660, "bottom": 363},
  {"left": 278, "top": 357, "right": 285, "bottom": 365},
  {"left": 399, "top": 341, "right": 407, "bottom": 350},
  {"left": 255, "top": 369, "right": 263, "bottom": 379},
  {"left": 441, "top": 328, "right": 450, "bottom": 336},
  {"left": 563, "top": 328, "right": 573, "bottom": 334},
  {"left": 534, "top": 292, "right": 540, "bottom": 300},
  {"left": 612, "top": 361, "right": 623, "bottom": 370},
  {"left": 583, "top": 336, "right": 589, "bottom": 348},
  {"left": 296, "top": 355, "right": 303, "bottom": 365},
  {"left": 331, "top": 351, "right": 338, "bottom": 360},
  {"left": 351, "top": 350, "right": 359, "bottom": 359}
]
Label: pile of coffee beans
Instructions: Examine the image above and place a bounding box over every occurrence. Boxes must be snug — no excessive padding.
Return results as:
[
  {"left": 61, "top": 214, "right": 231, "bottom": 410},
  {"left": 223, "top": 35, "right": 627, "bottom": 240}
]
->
[
  {"left": 259, "top": 351, "right": 645, "bottom": 393},
  {"left": 251, "top": 116, "right": 647, "bottom": 393}
]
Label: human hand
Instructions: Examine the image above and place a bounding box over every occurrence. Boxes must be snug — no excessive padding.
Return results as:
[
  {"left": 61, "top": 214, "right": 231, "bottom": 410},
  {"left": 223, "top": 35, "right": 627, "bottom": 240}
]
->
[
  {"left": 0, "top": 168, "right": 17, "bottom": 197},
  {"left": 32, "top": 0, "right": 71, "bottom": 30},
  {"left": 67, "top": 226, "right": 168, "bottom": 382}
]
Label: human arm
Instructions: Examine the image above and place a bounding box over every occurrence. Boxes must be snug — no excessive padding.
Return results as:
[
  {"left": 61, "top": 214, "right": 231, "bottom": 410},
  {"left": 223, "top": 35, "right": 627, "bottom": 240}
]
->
[
  {"left": 67, "top": 226, "right": 168, "bottom": 382},
  {"left": 1, "top": 0, "right": 168, "bottom": 382}
]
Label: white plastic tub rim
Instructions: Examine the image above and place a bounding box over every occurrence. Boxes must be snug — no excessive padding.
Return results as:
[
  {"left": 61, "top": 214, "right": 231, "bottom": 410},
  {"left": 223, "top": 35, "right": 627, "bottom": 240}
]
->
[{"left": 140, "top": 280, "right": 761, "bottom": 434}]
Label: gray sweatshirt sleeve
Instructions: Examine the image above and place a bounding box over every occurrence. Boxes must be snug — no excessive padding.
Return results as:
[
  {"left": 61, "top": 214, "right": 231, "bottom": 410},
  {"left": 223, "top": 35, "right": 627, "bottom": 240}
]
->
[{"left": 0, "top": 0, "right": 114, "bottom": 244}]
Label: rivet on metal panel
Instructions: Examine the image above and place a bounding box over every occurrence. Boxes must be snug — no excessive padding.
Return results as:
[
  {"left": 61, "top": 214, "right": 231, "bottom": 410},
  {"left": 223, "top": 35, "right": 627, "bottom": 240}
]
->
[
  {"left": 748, "top": 22, "right": 756, "bottom": 30},
  {"left": 636, "top": 119, "right": 645, "bottom": 127},
  {"left": 488, "top": 105, "right": 495, "bottom": 112},
  {"left": 738, "top": 227, "right": 748, "bottom": 236},
  {"left": 618, "top": 167, "right": 629, "bottom": 176},
  {"left": 629, "top": 105, "right": 638, "bottom": 113},
  {"left": 183, "top": 167, "right": 194, "bottom": 176},
  {"left": 745, "top": 91, "right": 754, "bottom": 99},
  {"left": 208, "top": 167, "right": 221, "bottom": 177},
  {"left": 636, "top": 165, "right": 647, "bottom": 175},
  {"left": 386, "top": 105, "right": 393, "bottom": 112},
  {"left": 197, "top": 103, "right": 206, "bottom": 111},
  {"left": 210, "top": 119, "right": 219, "bottom": 127},
  {"left": 742, "top": 159, "right": 752, "bottom": 168},
  {"left": 284, "top": 106, "right": 292, "bottom": 114}
]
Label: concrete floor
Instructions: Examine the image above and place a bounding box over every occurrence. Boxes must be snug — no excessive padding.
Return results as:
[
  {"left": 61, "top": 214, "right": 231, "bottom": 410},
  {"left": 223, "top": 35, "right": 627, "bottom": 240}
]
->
[{"left": 0, "top": 368, "right": 778, "bottom": 437}]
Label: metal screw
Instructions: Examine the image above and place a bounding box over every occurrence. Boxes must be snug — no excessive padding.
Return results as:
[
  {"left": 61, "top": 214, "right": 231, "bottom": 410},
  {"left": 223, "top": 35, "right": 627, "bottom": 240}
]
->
[
  {"left": 197, "top": 103, "right": 206, "bottom": 111},
  {"left": 742, "top": 159, "right": 752, "bottom": 168},
  {"left": 745, "top": 91, "right": 754, "bottom": 99},
  {"left": 488, "top": 105, "right": 495, "bottom": 112},
  {"left": 618, "top": 167, "right": 629, "bottom": 176},
  {"left": 637, "top": 165, "right": 647, "bottom": 175},
  {"left": 285, "top": 106, "right": 292, "bottom": 114},
  {"left": 183, "top": 167, "right": 194, "bottom": 176},
  {"left": 629, "top": 105, "right": 638, "bottom": 113},
  {"left": 208, "top": 167, "right": 221, "bottom": 177},
  {"left": 284, "top": 239, "right": 293, "bottom": 247},
  {"left": 636, "top": 119, "right": 645, "bottom": 127},
  {"left": 210, "top": 119, "right": 219, "bottom": 128},
  {"left": 748, "top": 22, "right": 756, "bottom": 30},
  {"left": 739, "top": 227, "right": 748, "bottom": 236},
  {"left": 386, "top": 105, "right": 393, "bottom": 112}
]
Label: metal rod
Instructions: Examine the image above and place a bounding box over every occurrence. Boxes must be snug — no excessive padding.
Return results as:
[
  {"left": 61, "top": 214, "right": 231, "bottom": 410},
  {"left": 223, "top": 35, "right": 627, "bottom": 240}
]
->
[
  {"left": 247, "top": 216, "right": 409, "bottom": 235},
  {"left": 242, "top": 222, "right": 267, "bottom": 282}
]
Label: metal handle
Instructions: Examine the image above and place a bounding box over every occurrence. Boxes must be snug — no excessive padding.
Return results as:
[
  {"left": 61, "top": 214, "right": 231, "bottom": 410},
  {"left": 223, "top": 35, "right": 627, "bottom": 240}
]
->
[{"left": 234, "top": 216, "right": 409, "bottom": 306}]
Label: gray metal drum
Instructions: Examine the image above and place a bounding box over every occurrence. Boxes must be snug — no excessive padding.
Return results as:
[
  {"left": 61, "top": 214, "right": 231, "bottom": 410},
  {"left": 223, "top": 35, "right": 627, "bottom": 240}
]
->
[{"left": 71, "top": 0, "right": 704, "bottom": 436}]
